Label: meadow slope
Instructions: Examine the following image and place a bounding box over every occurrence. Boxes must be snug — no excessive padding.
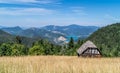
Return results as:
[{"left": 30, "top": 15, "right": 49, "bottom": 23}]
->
[{"left": 0, "top": 56, "right": 120, "bottom": 73}]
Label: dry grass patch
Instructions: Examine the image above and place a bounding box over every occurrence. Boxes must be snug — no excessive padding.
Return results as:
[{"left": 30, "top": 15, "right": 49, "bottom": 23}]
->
[{"left": 0, "top": 56, "right": 120, "bottom": 73}]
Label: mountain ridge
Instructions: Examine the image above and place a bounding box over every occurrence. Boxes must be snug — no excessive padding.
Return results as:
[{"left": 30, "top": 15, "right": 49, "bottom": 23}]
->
[{"left": 0, "top": 24, "right": 99, "bottom": 44}]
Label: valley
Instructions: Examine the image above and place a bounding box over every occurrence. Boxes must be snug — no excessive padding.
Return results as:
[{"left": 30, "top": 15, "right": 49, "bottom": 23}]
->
[{"left": 0, "top": 24, "right": 99, "bottom": 44}]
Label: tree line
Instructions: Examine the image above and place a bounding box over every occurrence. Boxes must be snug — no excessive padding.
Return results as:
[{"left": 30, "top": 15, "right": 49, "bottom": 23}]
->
[{"left": 0, "top": 36, "right": 84, "bottom": 56}]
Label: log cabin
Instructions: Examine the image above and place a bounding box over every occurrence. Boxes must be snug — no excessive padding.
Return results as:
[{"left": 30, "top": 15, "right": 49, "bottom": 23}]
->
[{"left": 77, "top": 40, "right": 102, "bottom": 57}]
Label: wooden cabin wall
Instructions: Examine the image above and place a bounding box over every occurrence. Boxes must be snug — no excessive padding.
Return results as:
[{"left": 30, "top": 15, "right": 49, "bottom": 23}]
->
[{"left": 80, "top": 48, "right": 101, "bottom": 57}]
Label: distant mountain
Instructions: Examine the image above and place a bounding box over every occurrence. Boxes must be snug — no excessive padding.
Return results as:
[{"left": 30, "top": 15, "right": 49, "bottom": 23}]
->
[
  {"left": 1, "top": 26, "right": 23, "bottom": 35},
  {"left": 17, "top": 27, "right": 66, "bottom": 44},
  {"left": 0, "top": 25, "right": 5, "bottom": 28},
  {"left": 42, "top": 24, "right": 99, "bottom": 39},
  {"left": 0, "top": 24, "right": 99, "bottom": 44},
  {"left": 0, "top": 29, "right": 39, "bottom": 47}
]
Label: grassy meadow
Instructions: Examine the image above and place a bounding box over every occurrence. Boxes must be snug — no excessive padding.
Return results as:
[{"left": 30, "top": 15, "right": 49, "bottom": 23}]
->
[{"left": 0, "top": 56, "right": 120, "bottom": 73}]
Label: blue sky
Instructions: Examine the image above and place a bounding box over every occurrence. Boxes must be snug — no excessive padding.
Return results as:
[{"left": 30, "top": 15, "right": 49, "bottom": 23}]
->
[{"left": 0, "top": 0, "right": 120, "bottom": 27}]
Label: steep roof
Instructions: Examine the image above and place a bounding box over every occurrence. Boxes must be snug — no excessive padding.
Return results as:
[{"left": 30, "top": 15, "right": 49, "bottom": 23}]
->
[{"left": 77, "top": 40, "right": 97, "bottom": 54}]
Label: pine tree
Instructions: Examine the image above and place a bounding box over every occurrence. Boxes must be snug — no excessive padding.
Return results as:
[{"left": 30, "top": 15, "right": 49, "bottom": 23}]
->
[
  {"left": 66, "top": 37, "right": 75, "bottom": 55},
  {"left": 15, "top": 36, "right": 22, "bottom": 44},
  {"left": 68, "top": 37, "right": 74, "bottom": 49}
]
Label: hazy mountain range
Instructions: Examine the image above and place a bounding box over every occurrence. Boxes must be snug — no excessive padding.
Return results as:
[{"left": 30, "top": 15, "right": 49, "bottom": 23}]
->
[{"left": 0, "top": 24, "right": 99, "bottom": 44}]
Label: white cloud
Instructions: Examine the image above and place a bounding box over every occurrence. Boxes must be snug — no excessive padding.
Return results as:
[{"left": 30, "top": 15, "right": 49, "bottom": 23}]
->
[
  {"left": 71, "top": 7, "right": 87, "bottom": 15},
  {"left": 105, "top": 14, "right": 120, "bottom": 21},
  {"left": 0, "top": 0, "right": 59, "bottom": 4},
  {"left": 0, "top": 0, "right": 37, "bottom": 3},
  {"left": 0, "top": 8, "right": 55, "bottom": 15}
]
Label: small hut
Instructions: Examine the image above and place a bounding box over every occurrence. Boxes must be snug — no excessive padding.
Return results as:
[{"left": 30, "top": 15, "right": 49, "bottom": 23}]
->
[{"left": 77, "top": 40, "right": 102, "bottom": 57}]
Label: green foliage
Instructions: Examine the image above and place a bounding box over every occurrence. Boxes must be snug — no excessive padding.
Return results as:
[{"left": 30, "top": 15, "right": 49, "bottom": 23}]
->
[
  {"left": 88, "top": 23, "right": 120, "bottom": 57},
  {"left": 0, "top": 43, "right": 11, "bottom": 56},
  {"left": 15, "top": 36, "right": 22, "bottom": 44},
  {"left": 0, "top": 30, "right": 15, "bottom": 44},
  {"left": 68, "top": 37, "right": 74, "bottom": 49},
  {"left": 11, "top": 44, "right": 25, "bottom": 56},
  {"left": 76, "top": 39, "right": 84, "bottom": 48},
  {"left": 29, "top": 39, "right": 61, "bottom": 55},
  {"left": 29, "top": 45, "right": 44, "bottom": 55},
  {"left": 66, "top": 37, "right": 75, "bottom": 55}
]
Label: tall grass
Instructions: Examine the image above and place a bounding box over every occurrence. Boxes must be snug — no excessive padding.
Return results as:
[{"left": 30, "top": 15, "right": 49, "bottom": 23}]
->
[{"left": 0, "top": 56, "right": 120, "bottom": 73}]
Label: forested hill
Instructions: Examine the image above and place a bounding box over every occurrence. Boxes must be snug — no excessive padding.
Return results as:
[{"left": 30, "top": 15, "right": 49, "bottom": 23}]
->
[
  {"left": 0, "top": 29, "right": 39, "bottom": 47},
  {"left": 0, "top": 29, "right": 14, "bottom": 43},
  {"left": 88, "top": 23, "right": 120, "bottom": 57}
]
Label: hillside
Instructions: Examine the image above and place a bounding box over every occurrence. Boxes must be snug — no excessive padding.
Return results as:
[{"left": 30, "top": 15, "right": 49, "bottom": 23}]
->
[
  {"left": 0, "top": 29, "right": 15, "bottom": 44},
  {"left": 88, "top": 23, "right": 120, "bottom": 57},
  {"left": 0, "top": 29, "right": 38, "bottom": 47},
  {"left": 1, "top": 26, "right": 23, "bottom": 35},
  {"left": 42, "top": 24, "right": 99, "bottom": 38},
  {"left": 0, "top": 25, "right": 99, "bottom": 44},
  {"left": 17, "top": 28, "right": 66, "bottom": 44}
]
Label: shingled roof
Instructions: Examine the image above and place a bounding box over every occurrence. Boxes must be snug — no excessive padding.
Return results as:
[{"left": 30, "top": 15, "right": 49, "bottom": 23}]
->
[{"left": 77, "top": 40, "right": 97, "bottom": 54}]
